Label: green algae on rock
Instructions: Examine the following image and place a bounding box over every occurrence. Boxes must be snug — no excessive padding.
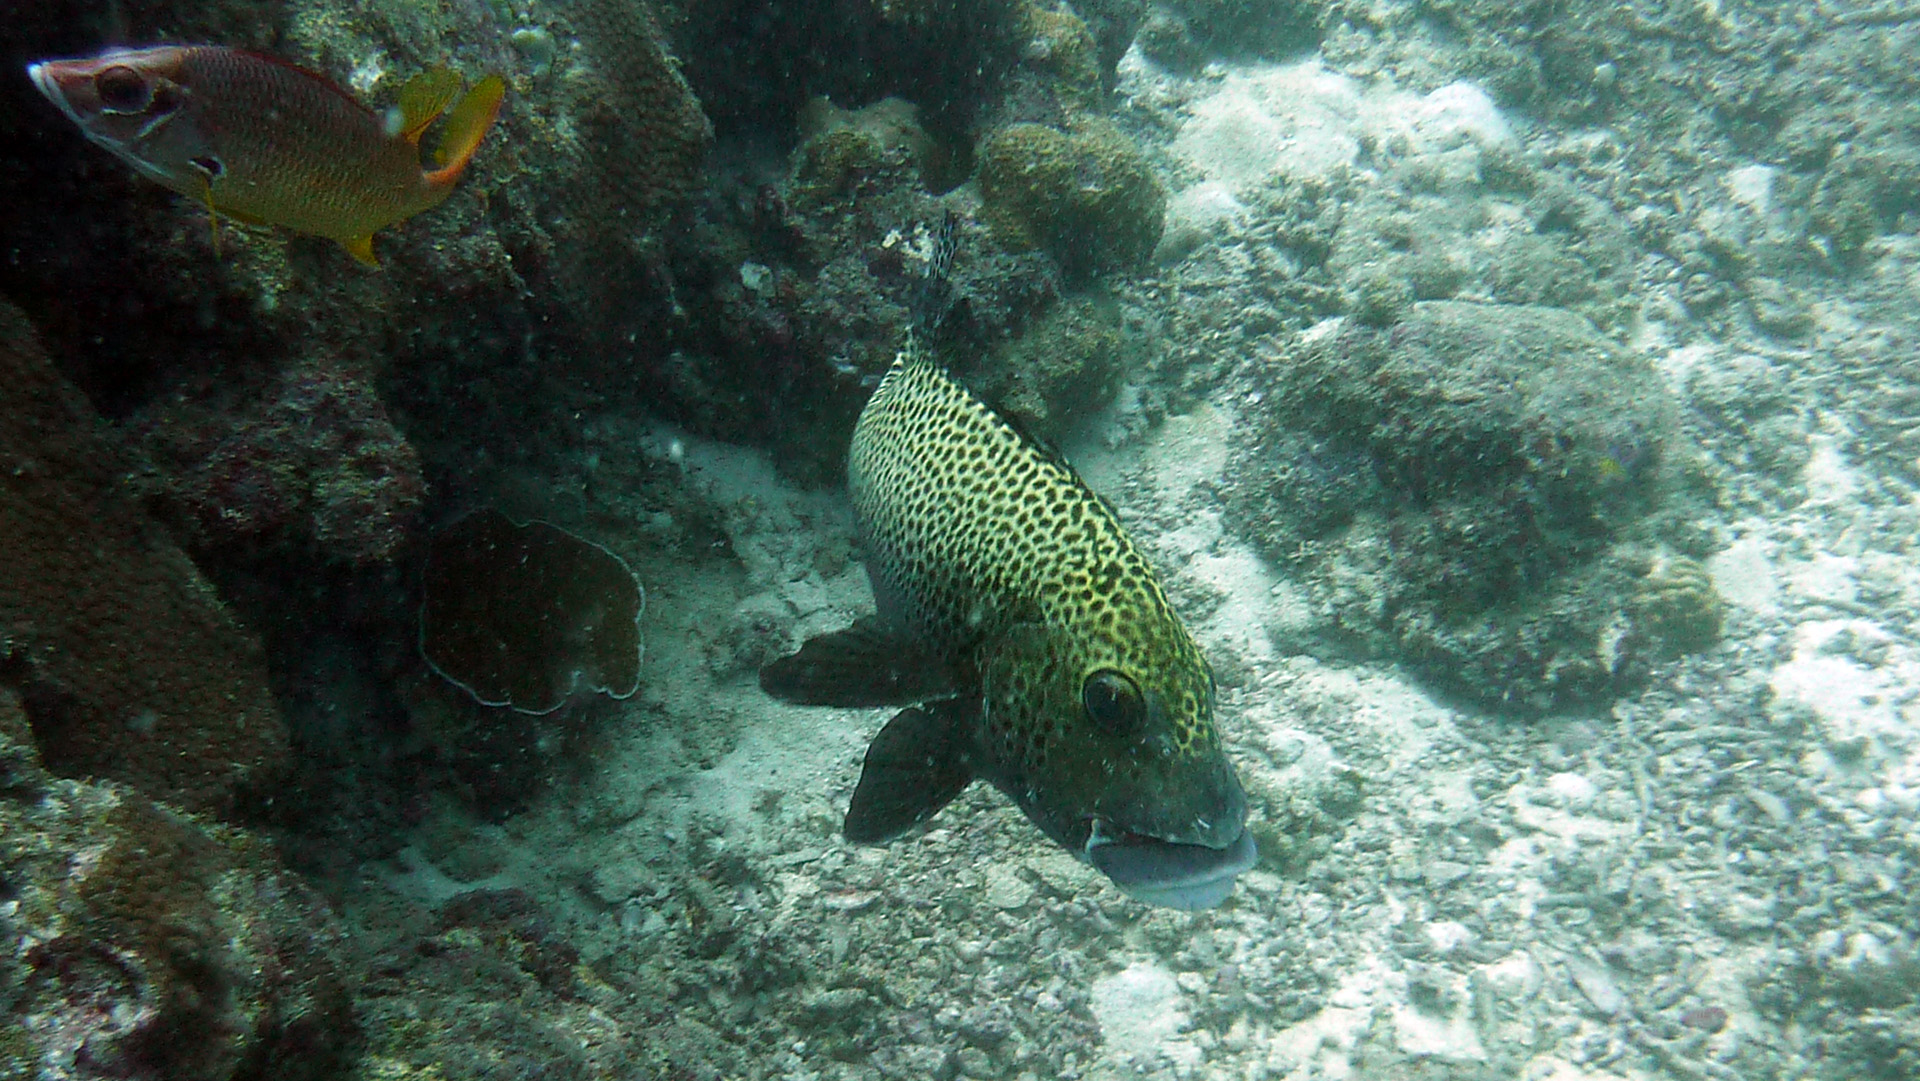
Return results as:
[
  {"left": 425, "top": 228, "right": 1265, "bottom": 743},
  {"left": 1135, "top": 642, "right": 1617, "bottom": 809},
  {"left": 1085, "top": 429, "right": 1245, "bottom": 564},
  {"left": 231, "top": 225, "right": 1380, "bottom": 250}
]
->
[
  {"left": 973, "top": 297, "right": 1124, "bottom": 440},
  {"left": 791, "top": 96, "right": 939, "bottom": 207},
  {"left": 420, "top": 509, "right": 646, "bottom": 715},
  {"left": 1014, "top": 3, "right": 1104, "bottom": 105},
  {"left": 977, "top": 120, "right": 1167, "bottom": 277}
]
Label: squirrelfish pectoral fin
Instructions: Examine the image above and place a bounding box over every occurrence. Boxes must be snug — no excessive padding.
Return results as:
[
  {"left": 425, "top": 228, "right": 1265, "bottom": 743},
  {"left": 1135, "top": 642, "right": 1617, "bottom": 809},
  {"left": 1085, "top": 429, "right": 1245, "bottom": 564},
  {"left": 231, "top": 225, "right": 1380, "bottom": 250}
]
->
[
  {"left": 341, "top": 234, "right": 380, "bottom": 267},
  {"left": 426, "top": 74, "right": 505, "bottom": 179},
  {"left": 760, "top": 615, "right": 961, "bottom": 707},
  {"left": 844, "top": 698, "right": 978, "bottom": 844},
  {"left": 394, "top": 66, "right": 464, "bottom": 143}
]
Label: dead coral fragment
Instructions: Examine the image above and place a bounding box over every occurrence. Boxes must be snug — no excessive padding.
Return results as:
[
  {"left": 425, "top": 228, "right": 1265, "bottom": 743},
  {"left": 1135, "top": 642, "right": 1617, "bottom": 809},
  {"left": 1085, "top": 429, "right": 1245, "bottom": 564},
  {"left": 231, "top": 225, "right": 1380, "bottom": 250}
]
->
[{"left": 420, "top": 509, "right": 645, "bottom": 715}]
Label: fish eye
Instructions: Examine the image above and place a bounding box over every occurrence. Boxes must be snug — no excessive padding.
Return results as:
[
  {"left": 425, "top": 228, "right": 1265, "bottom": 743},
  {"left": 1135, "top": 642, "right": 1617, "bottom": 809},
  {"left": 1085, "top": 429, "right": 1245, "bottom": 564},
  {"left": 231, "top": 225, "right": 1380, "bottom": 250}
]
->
[
  {"left": 1082, "top": 669, "right": 1146, "bottom": 737},
  {"left": 94, "top": 66, "right": 151, "bottom": 112}
]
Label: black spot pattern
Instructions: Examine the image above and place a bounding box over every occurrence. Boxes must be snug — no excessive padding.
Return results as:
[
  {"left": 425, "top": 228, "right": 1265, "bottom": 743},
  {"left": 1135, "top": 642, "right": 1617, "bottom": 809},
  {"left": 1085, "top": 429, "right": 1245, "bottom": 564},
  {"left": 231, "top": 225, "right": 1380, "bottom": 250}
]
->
[{"left": 848, "top": 343, "right": 1219, "bottom": 780}]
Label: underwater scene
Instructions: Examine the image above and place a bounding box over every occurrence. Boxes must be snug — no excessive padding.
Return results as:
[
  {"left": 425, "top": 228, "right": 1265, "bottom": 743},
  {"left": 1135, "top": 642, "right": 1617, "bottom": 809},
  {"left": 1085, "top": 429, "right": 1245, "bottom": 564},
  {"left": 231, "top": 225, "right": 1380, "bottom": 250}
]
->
[{"left": 2, "top": 0, "right": 1919, "bottom": 1078}]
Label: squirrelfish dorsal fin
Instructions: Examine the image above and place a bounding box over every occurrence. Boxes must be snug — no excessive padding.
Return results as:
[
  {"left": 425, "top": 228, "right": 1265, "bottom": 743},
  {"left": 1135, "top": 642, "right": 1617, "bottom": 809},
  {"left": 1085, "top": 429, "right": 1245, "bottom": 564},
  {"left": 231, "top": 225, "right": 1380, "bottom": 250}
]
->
[
  {"left": 426, "top": 75, "right": 506, "bottom": 179},
  {"left": 392, "top": 66, "right": 464, "bottom": 144}
]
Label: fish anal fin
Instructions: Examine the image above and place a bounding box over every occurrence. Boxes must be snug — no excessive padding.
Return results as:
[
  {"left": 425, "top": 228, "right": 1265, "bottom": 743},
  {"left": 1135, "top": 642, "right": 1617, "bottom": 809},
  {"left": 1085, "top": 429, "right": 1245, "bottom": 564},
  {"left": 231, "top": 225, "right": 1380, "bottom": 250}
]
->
[
  {"left": 197, "top": 177, "right": 224, "bottom": 257},
  {"left": 395, "top": 66, "right": 463, "bottom": 143},
  {"left": 425, "top": 74, "right": 505, "bottom": 181},
  {"left": 760, "top": 615, "right": 959, "bottom": 707},
  {"left": 844, "top": 699, "right": 977, "bottom": 844},
  {"left": 341, "top": 234, "right": 380, "bottom": 267}
]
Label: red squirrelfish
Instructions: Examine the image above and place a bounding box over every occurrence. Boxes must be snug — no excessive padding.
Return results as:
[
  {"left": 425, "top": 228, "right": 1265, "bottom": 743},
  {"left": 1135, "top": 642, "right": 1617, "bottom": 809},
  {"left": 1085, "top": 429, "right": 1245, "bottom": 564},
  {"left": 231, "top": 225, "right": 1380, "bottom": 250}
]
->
[{"left": 28, "top": 45, "right": 505, "bottom": 266}]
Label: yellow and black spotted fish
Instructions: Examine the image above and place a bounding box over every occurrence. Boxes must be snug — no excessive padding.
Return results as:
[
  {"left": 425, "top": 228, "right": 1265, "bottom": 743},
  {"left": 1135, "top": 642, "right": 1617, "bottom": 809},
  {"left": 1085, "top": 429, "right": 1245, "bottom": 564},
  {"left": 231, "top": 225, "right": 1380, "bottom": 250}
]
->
[
  {"left": 29, "top": 45, "right": 503, "bottom": 266},
  {"left": 764, "top": 220, "right": 1255, "bottom": 910}
]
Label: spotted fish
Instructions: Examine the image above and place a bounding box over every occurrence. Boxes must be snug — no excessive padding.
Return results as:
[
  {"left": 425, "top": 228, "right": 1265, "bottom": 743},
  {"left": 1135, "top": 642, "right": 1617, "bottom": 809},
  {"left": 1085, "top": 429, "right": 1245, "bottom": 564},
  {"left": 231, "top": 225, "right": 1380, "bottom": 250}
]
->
[{"left": 763, "top": 221, "right": 1255, "bottom": 910}]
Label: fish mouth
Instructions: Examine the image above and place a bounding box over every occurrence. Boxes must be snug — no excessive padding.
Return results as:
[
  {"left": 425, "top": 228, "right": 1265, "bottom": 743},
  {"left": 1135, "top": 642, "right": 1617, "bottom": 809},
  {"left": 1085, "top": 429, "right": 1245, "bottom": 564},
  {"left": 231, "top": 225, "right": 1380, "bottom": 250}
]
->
[
  {"left": 25, "top": 63, "right": 74, "bottom": 122},
  {"left": 1084, "top": 818, "right": 1258, "bottom": 911},
  {"left": 26, "top": 62, "right": 95, "bottom": 132}
]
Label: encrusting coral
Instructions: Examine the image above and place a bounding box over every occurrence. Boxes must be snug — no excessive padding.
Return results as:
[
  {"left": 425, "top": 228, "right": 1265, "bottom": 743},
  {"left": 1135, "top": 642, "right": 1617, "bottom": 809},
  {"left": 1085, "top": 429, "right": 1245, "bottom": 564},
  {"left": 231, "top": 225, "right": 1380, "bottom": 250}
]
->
[{"left": 0, "top": 689, "right": 355, "bottom": 1079}]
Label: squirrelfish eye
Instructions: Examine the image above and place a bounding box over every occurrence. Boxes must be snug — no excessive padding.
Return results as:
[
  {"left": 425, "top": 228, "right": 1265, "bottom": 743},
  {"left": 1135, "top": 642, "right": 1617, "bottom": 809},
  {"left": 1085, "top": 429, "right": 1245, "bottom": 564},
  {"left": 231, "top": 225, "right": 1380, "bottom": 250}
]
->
[
  {"left": 95, "top": 65, "right": 151, "bottom": 112},
  {"left": 1082, "top": 669, "right": 1146, "bottom": 736}
]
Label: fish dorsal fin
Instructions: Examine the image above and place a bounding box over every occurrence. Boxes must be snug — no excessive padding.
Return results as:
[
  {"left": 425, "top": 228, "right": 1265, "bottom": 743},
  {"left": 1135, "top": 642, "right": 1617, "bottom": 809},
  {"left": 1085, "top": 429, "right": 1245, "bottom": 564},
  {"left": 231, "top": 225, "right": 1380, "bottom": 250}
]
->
[
  {"left": 844, "top": 698, "right": 978, "bottom": 843},
  {"left": 393, "top": 66, "right": 463, "bottom": 143},
  {"left": 427, "top": 74, "right": 506, "bottom": 177},
  {"left": 760, "top": 615, "right": 961, "bottom": 707}
]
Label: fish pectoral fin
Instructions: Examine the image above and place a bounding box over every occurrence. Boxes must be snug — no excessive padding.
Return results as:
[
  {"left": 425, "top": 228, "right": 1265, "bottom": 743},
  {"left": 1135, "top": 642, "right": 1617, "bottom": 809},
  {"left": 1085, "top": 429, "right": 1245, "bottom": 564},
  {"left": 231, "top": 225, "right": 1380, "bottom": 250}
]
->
[
  {"left": 844, "top": 698, "right": 978, "bottom": 844},
  {"left": 395, "top": 66, "right": 464, "bottom": 143},
  {"left": 760, "top": 615, "right": 961, "bottom": 707},
  {"left": 340, "top": 234, "right": 380, "bottom": 267},
  {"left": 425, "top": 74, "right": 506, "bottom": 179}
]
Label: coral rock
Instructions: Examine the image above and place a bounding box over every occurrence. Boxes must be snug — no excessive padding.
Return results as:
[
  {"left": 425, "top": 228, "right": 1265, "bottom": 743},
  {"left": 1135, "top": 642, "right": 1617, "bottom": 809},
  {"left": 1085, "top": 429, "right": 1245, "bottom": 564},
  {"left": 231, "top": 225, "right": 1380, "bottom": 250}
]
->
[
  {"left": 0, "top": 688, "right": 355, "bottom": 1079},
  {"left": 135, "top": 354, "right": 426, "bottom": 565}
]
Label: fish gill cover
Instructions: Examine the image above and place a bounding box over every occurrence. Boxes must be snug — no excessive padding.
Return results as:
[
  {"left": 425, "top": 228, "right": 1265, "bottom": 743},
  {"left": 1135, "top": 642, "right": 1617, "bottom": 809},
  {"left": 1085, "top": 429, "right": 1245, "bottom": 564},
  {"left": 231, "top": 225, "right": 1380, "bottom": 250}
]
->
[{"left": 420, "top": 508, "right": 645, "bottom": 715}]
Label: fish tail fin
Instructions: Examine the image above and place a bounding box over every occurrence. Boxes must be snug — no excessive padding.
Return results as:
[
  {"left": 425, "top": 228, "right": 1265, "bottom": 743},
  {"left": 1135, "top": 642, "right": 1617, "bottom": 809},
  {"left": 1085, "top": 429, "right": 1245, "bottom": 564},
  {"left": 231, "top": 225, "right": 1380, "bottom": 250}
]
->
[
  {"left": 394, "top": 66, "right": 463, "bottom": 143},
  {"left": 425, "top": 74, "right": 505, "bottom": 182}
]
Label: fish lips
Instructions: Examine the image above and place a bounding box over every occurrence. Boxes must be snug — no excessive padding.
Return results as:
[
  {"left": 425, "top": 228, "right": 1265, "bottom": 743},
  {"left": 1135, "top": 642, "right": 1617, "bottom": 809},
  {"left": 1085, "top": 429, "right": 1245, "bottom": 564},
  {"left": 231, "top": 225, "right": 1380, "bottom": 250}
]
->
[
  {"left": 1084, "top": 818, "right": 1258, "bottom": 911},
  {"left": 25, "top": 61, "right": 83, "bottom": 127}
]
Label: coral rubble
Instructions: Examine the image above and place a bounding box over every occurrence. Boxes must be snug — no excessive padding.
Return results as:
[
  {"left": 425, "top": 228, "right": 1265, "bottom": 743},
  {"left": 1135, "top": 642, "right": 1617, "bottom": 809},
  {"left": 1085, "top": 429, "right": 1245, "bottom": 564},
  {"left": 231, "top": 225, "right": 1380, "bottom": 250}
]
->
[{"left": 1225, "top": 300, "right": 1718, "bottom": 710}]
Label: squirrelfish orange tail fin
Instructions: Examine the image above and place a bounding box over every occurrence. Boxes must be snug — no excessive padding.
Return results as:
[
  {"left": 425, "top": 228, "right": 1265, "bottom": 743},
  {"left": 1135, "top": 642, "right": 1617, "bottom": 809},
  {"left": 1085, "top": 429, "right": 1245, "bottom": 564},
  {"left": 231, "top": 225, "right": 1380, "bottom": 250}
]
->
[
  {"left": 425, "top": 75, "right": 505, "bottom": 184},
  {"left": 394, "top": 67, "right": 463, "bottom": 143}
]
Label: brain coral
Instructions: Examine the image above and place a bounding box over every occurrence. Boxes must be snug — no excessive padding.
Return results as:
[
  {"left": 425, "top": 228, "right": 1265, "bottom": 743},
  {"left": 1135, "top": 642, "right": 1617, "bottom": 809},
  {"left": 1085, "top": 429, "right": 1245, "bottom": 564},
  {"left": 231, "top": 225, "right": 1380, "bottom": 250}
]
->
[
  {"left": 0, "top": 300, "right": 288, "bottom": 814},
  {"left": 977, "top": 120, "right": 1167, "bottom": 276}
]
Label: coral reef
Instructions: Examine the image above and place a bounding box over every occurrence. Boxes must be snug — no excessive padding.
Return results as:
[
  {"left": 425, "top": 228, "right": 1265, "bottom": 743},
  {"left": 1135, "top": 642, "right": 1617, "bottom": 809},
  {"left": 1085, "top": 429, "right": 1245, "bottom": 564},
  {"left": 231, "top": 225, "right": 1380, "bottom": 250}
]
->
[
  {"left": 1055, "top": 0, "right": 1147, "bottom": 87},
  {"left": 1014, "top": 4, "right": 1104, "bottom": 106},
  {"left": 420, "top": 509, "right": 646, "bottom": 716},
  {"left": 0, "top": 689, "right": 355, "bottom": 1079},
  {"left": 1224, "top": 300, "right": 1719, "bottom": 710},
  {"left": 134, "top": 354, "right": 425, "bottom": 565},
  {"left": 977, "top": 120, "right": 1167, "bottom": 277},
  {"left": 0, "top": 300, "right": 288, "bottom": 814},
  {"left": 1153, "top": 0, "right": 1323, "bottom": 60},
  {"left": 517, "top": 0, "right": 714, "bottom": 353}
]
